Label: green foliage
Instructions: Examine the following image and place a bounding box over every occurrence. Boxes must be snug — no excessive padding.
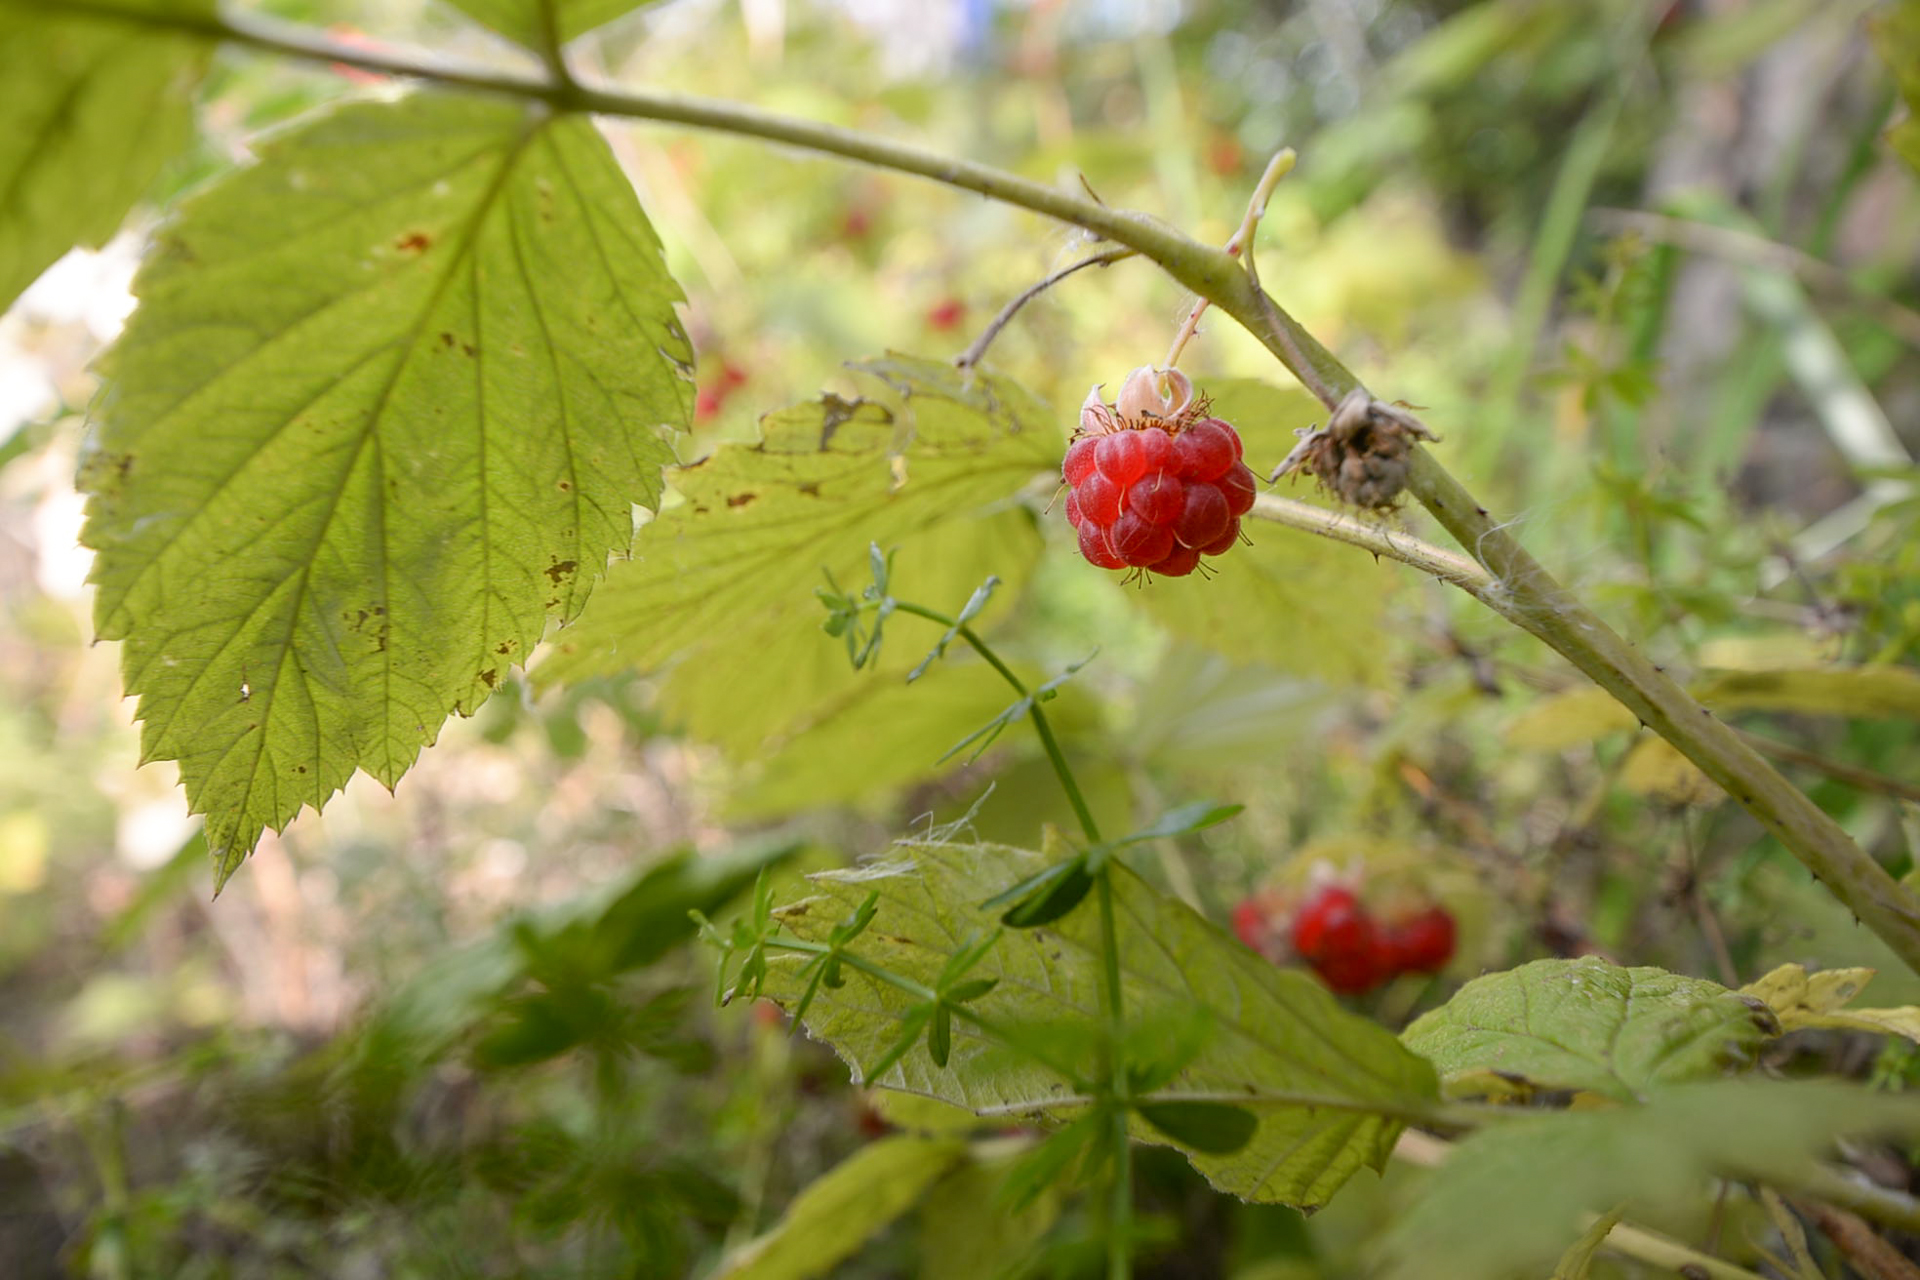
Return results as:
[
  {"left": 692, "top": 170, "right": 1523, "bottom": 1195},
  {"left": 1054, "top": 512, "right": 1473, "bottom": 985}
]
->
[
  {"left": 1380, "top": 1081, "right": 1920, "bottom": 1280},
  {"left": 1872, "top": 0, "right": 1920, "bottom": 175},
  {"left": 715, "top": 1135, "right": 970, "bottom": 1280},
  {"left": 543, "top": 357, "right": 1057, "bottom": 752},
  {"left": 0, "top": 0, "right": 212, "bottom": 310},
  {"left": 1402, "top": 957, "right": 1779, "bottom": 1102},
  {"left": 762, "top": 840, "right": 1438, "bottom": 1209},
  {"left": 1137, "top": 379, "right": 1395, "bottom": 686},
  {"left": 440, "top": 0, "right": 657, "bottom": 47},
  {"left": 80, "top": 92, "right": 691, "bottom": 883}
]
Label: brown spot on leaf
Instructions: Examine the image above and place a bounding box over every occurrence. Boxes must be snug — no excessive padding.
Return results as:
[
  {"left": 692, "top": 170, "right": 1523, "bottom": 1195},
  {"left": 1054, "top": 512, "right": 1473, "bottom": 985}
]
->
[
  {"left": 395, "top": 231, "right": 432, "bottom": 253},
  {"left": 557, "top": 480, "right": 571, "bottom": 491},
  {"left": 495, "top": 640, "right": 516, "bottom": 655},
  {"left": 479, "top": 668, "right": 497, "bottom": 688},
  {"left": 544, "top": 559, "right": 577, "bottom": 585},
  {"left": 726, "top": 492, "right": 756, "bottom": 508},
  {"left": 796, "top": 482, "right": 821, "bottom": 497}
]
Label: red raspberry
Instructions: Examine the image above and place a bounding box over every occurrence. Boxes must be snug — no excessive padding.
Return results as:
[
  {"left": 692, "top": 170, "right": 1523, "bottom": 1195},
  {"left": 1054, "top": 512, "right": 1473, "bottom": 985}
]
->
[
  {"left": 1110, "top": 511, "right": 1174, "bottom": 567},
  {"left": 1384, "top": 906, "right": 1456, "bottom": 975},
  {"left": 1149, "top": 544, "right": 1201, "bottom": 577},
  {"left": 1218, "top": 462, "right": 1258, "bottom": 517},
  {"left": 1172, "top": 419, "right": 1239, "bottom": 480},
  {"left": 1199, "top": 520, "right": 1240, "bottom": 556},
  {"left": 1076, "top": 472, "right": 1122, "bottom": 525},
  {"left": 1290, "top": 885, "right": 1366, "bottom": 959},
  {"left": 1172, "top": 482, "right": 1230, "bottom": 548},
  {"left": 1077, "top": 522, "right": 1125, "bottom": 569},
  {"left": 1291, "top": 885, "right": 1391, "bottom": 995},
  {"left": 1063, "top": 368, "right": 1253, "bottom": 577},
  {"left": 1095, "top": 431, "right": 1149, "bottom": 484},
  {"left": 1063, "top": 437, "right": 1098, "bottom": 486},
  {"left": 1126, "top": 471, "right": 1185, "bottom": 524},
  {"left": 1232, "top": 898, "right": 1269, "bottom": 953}
]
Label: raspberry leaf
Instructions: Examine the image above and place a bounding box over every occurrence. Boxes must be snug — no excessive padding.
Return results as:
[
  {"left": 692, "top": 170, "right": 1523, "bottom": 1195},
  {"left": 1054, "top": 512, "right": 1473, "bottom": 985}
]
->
[
  {"left": 1, "top": 0, "right": 215, "bottom": 310},
  {"left": 544, "top": 356, "right": 1057, "bottom": 761},
  {"left": 83, "top": 93, "right": 693, "bottom": 885},
  {"left": 439, "top": 0, "right": 659, "bottom": 49},
  {"left": 1135, "top": 1102, "right": 1257, "bottom": 1156},
  {"left": 764, "top": 841, "right": 1439, "bottom": 1209},
  {"left": 1401, "top": 956, "right": 1782, "bottom": 1102}
]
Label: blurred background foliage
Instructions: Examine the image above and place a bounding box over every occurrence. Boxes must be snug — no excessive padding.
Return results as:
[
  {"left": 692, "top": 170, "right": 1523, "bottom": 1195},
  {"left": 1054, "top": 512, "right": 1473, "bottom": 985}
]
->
[{"left": 2, "top": 0, "right": 1919, "bottom": 1275}]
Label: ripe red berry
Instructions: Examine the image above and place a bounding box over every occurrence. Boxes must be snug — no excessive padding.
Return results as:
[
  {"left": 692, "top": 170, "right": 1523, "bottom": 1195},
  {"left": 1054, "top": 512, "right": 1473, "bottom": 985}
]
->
[
  {"left": 1218, "top": 462, "right": 1258, "bottom": 517},
  {"left": 1095, "top": 431, "right": 1149, "bottom": 484},
  {"left": 1077, "top": 521, "right": 1125, "bottom": 570},
  {"left": 1200, "top": 520, "right": 1240, "bottom": 556},
  {"left": 1173, "top": 420, "right": 1238, "bottom": 480},
  {"left": 1127, "top": 471, "right": 1185, "bottom": 524},
  {"left": 1076, "top": 471, "right": 1122, "bottom": 525},
  {"left": 1063, "top": 437, "right": 1098, "bottom": 486},
  {"left": 927, "top": 297, "right": 965, "bottom": 330},
  {"left": 1110, "top": 511, "right": 1174, "bottom": 567},
  {"left": 1172, "top": 481, "right": 1230, "bottom": 548},
  {"left": 1385, "top": 906, "right": 1456, "bottom": 975},
  {"left": 1150, "top": 543, "right": 1201, "bottom": 577},
  {"left": 1312, "top": 942, "right": 1388, "bottom": 995},
  {"left": 1135, "top": 426, "right": 1174, "bottom": 472},
  {"left": 1290, "top": 886, "right": 1366, "bottom": 959},
  {"left": 1232, "top": 898, "right": 1270, "bottom": 954},
  {"left": 1063, "top": 489, "right": 1083, "bottom": 527}
]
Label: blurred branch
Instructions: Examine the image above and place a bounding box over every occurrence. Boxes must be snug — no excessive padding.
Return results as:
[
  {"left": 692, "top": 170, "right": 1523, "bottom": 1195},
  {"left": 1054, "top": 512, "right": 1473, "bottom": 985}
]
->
[
  {"left": 954, "top": 246, "right": 1136, "bottom": 372},
  {"left": 1589, "top": 208, "right": 1920, "bottom": 352}
]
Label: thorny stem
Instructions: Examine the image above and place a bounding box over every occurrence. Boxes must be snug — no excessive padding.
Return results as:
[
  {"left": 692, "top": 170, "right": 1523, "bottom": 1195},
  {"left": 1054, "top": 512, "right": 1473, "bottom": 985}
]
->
[{"left": 42, "top": 0, "right": 1920, "bottom": 967}]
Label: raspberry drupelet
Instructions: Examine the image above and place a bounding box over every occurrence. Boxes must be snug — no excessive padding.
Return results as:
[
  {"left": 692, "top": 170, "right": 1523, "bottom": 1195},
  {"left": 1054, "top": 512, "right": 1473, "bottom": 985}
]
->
[{"left": 1061, "top": 366, "right": 1257, "bottom": 577}]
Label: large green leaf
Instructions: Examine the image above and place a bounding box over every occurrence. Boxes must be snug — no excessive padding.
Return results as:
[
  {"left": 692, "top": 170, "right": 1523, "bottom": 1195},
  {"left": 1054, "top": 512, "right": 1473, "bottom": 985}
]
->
[
  {"left": 440, "top": 0, "right": 656, "bottom": 48},
  {"left": 0, "top": 0, "right": 212, "bottom": 310},
  {"left": 714, "top": 1135, "right": 970, "bottom": 1280},
  {"left": 81, "top": 93, "right": 692, "bottom": 883},
  {"left": 764, "top": 841, "right": 1438, "bottom": 1209},
  {"left": 1401, "top": 957, "right": 1778, "bottom": 1102},
  {"left": 1380, "top": 1080, "right": 1920, "bottom": 1280},
  {"left": 543, "top": 357, "right": 1058, "bottom": 754},
  {"left": 1135, "top": 379, "right": 1395, "bottom": 686}
]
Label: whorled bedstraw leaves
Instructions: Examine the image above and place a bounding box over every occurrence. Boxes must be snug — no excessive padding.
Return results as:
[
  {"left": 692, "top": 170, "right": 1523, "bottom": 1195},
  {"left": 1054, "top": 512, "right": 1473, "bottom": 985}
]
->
[{"left": 81, "top": 92, "right": 693, "bottom": 884}]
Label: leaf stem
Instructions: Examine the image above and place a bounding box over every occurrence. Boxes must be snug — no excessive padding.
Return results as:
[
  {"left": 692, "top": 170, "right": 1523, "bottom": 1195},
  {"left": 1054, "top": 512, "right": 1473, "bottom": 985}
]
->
[
  {"left": 890, "top": 602, "right": 1101, "bottom": 845},
  {"left": 42, "top": 0, "right": 1920, "bottom": 969},
  {"left": 1096, "top": 870, "right": 1133, "bottom": 1280}
]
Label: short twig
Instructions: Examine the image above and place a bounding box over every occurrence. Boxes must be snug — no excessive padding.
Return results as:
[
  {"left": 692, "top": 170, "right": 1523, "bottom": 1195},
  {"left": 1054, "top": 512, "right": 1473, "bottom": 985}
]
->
[
  {"left": 953, "top": 246, "right": 1136, "bottom": 371},
  {"left": 1789, "top": 1194, "right": 1920, "bottom": 1280},
  {"left": 1165, "top": 147, "right": 1295, "bottom": 368}
]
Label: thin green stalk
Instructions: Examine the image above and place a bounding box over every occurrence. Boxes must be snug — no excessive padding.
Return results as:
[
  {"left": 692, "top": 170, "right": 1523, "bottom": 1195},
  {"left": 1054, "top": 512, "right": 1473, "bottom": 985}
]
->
[
  {"left": 890, "top": 602, "right": 1102, "bottom": 844},
  {"left": 37, "top": 0, "right": 1920, "bottom": 971},
  {"left": 1096, "top": 870, "right": 1133, "bottom": 1280}
]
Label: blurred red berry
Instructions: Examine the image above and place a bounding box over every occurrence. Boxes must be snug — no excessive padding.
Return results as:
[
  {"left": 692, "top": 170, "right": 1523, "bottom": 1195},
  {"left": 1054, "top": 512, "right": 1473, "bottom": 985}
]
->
[
  {"left": 1385, "top": 906, "right": 1456, "bottom": 975},
  {"left": 695, "top": 388, "right": 722, "bottom": 421},
  {"left": 926, "top": 297, "right": 966, "bottom": 330}
]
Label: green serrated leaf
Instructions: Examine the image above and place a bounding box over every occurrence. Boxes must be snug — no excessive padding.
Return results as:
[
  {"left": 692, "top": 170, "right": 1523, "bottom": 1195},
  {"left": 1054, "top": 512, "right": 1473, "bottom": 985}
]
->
[
  {"left": 714, "top": 1134, "right": 969, "bottom": 1280},
  {"left": 543, "top": 357, "right": 1057, "bottom": 757},
  {"left": 1136, "top": 378, "right": 1394, "bottom": 687},
  {"left": 82, "top": 93, "right": 691, "bottom": 883},
  {"left": 1135, "top": 1102, "right": 1258, "bottom": 1155},
  {"left": 438, "top": 0, "right": 657, "bottom": 48},
  {"left": 1380, "top": 1080, "right": 1920, "bottom": 1280},
  {"left": 764, "top": 841, "right": 1437, "bottom": 1209},
  {"left": 1402, "top": 957, "right": 1779, "bottom": 1102},
  {"left": 0, "top": 0, "right": 214, "bottom": 310}
]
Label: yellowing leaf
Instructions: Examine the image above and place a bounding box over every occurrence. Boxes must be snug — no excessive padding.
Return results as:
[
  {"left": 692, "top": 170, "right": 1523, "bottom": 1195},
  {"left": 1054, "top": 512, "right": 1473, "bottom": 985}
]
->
[
  {"left": 714, "top": 1135, "right": 969, "bottom": 1280},
  {"left": 1620, "top": 737, "right": 1722, "bottom": 806},
  {"left": 1691, "top": 665, "right": 1920, "bottom": 720},
  {"left": 83, "top": 94, "right": 692, "bottom": 882},
  {"left": 767, "top": 841, "right": 1438, "bottom": 1209},
  {"left": 0, "top": 0, "right": 213, "bottom": 309},
  {"left": 1505, "top": 688, "right": 1635, "bottom": 750},
  {"left": 544, "top": 357, "right": 1058, "bottom": 756},
  {"left": 1741, "top": 963, "right": 1920, "bottom": 1044}
]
